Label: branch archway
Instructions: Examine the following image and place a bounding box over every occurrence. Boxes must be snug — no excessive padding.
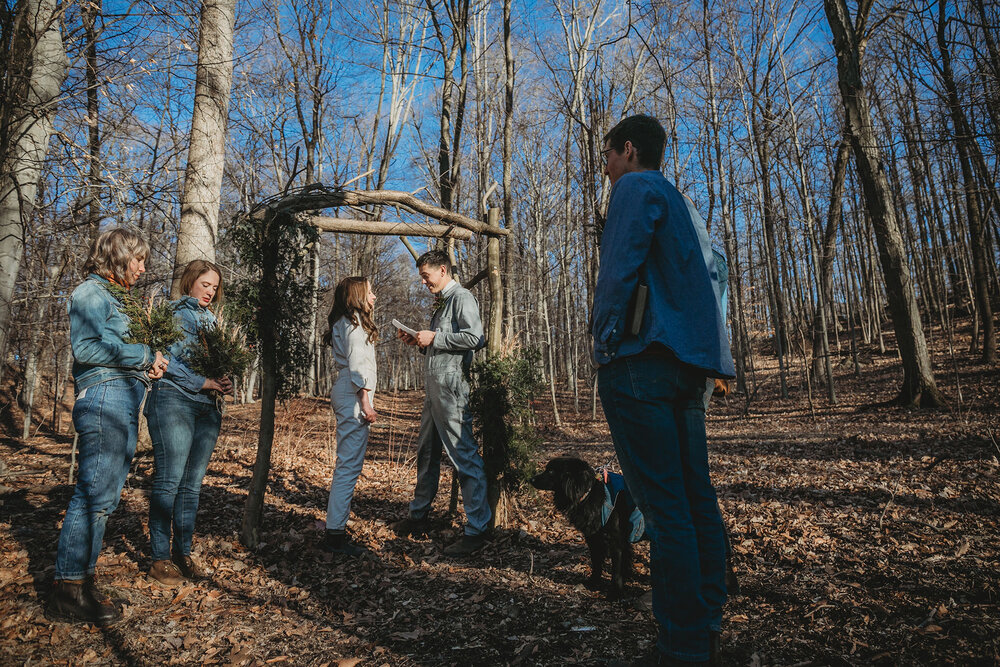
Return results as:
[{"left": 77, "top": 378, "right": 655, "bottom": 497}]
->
[{"left": 238, "top": 184, "right": 506, "bottom": 548}]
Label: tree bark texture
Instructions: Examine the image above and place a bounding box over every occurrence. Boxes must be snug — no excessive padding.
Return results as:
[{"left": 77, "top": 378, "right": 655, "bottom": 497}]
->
[
  {"left": 173, "top": 0, "right": 237, "bottom": 296},
  {"left": 83, "top": 0, "right": 102, "bottom": 242},
  {"left": 824, "top": 0, "right": 945, "bottom": 407},
  {"left": 0, "top": 0, "right": 67, "bottom": 381},
  {"left": 936, "top": 0, "right": 994, "bottom": 363}
]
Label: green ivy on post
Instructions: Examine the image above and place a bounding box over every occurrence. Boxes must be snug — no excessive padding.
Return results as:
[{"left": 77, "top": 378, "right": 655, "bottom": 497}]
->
[
  {"left": 227, "top": 205, "right": 319, "bottom": 549},
  {"left": 469, "top": 346, "right": 542, "bottom": 529}
]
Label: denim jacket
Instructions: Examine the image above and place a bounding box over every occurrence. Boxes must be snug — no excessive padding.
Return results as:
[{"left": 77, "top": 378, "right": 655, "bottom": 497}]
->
[
  {"left": 69, "top": 274, "right": 154, "bottom": 393},
  {"left": 160, "top": 296, "right": 216, "bottom": 404},
  {"left": 425, "top": 280, "right": 485, "bottom": 376},
  {"left": 592, "top": 171, "right": 735, "bottom": 378}
]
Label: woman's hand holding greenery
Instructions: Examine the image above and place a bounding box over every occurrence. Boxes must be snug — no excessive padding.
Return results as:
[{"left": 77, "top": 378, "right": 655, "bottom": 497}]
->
[
  {"left": 184, "top": 310, "right": 254, "bottom": 397},
  {"left": 105, "top": 282, "right": 179, "bottom": 379}
]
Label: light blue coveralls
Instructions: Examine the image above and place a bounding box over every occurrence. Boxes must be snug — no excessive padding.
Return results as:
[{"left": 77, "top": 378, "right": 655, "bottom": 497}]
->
[
  {"left": 407, "top": 280, "right": 491, "bottom": 536},
  {"left": 326, "top": 316, "right": 378, "bottom": 531}
]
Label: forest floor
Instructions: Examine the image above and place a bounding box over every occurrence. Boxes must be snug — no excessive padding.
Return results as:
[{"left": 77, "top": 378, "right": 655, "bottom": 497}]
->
[{"left": 1, "top": 336, "right": 999, "bottom": 666}]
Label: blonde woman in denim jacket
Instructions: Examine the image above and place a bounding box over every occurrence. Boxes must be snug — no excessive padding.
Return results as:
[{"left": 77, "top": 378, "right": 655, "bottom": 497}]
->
[
  {"left": 48, "top": 228, "right": 168, "bottom": 626},
  {"left": 320, "top": 276, "right": 377, "bottom": 556},
  {"left": 145, "top": 260, "right": 232, "bottom": 586}
]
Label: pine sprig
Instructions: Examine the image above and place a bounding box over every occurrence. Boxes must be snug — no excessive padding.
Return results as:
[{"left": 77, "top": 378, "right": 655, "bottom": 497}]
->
[
  {"left": 183, "top": 311, "right": 255, "bottom": 381},
  {"left": 106, "top": 282, "right": 183, "bottom": 351}
]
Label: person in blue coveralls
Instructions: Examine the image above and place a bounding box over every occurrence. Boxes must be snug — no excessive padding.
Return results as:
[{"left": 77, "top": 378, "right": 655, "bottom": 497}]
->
[
  {"left": 391, "top": 250, "right": 491, "bottom": 556},
  {"left": 595, "top": 115, "right": 735, "bottom": 667}
]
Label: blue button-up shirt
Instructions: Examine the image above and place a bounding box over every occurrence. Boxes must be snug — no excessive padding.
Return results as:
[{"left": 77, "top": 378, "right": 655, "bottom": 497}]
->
[{"left": 592, "top": 170, "right": 735, "bottom": 378}]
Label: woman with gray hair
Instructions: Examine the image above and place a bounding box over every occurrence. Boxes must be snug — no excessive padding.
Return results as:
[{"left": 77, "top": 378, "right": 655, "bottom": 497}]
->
[{"left": 47, "top": 228, "right": 168, "bottom": 626}]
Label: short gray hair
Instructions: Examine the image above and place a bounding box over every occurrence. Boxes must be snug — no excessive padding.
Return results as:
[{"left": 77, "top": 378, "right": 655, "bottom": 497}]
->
[{"left": 83, "top": 228, "right": 150, "bottom": 285}]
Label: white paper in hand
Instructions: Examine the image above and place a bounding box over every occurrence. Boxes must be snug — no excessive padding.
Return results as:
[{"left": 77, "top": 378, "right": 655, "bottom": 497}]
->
[{"left": 392, "top": 319, "right": 418, "bottom": 337}]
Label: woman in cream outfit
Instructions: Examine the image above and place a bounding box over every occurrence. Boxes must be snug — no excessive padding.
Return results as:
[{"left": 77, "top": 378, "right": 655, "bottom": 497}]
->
[{"left": 321, "top": 276, "right": 378, "bottom": 555}]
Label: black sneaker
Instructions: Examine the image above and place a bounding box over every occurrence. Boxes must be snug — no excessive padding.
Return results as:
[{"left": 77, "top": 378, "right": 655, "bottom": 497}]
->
[
  {"left": 389, "top": 516, "right": 431, "bottom": 538},
  {"left": 321, "top": 529, "right": 370, "bottom": 556}
]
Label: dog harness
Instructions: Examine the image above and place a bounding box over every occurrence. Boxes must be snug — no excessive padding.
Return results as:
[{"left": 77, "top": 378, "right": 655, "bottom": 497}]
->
[{"left": 598, "top": 468, "right": 646, "bottom": 543}]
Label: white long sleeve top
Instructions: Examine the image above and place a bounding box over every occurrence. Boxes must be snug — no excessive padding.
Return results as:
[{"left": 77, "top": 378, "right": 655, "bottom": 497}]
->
[{"left": 330, "top": 315, "right": 377, "bottom": 391}]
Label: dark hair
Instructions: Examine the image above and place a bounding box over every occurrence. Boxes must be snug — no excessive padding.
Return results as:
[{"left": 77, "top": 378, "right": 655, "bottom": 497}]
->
[
  {"left": 178, "top": 259, "right": 224, "bottom": 306},
  {"left": 415, "top": 249, "right": 452, "bottom": 274},
  {"left": 603, "top": 114, "right": 666, "bottom": 169},
  {"left": 323, "top": 276, "right": 378, "bottom": 346}
]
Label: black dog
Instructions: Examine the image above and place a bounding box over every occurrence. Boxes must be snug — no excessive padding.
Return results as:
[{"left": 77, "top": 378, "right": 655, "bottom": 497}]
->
[{"left": 530, "top": 457, "right": 638, "bottom": 599}]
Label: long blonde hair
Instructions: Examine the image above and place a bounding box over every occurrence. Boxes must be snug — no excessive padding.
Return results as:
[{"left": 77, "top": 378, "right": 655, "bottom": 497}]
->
[
  {"left": 323, "top": 276, "right": 378, "bottom": 345},
  {"left": 83, "top": 228, "right": 150, "bottom": 286}
]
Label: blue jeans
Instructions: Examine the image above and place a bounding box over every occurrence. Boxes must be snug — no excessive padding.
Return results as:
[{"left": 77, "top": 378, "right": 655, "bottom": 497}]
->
[
  {"left": 145, "top": 383, "right": 221, "bottom": 561},
  {"left": 598, "top": 354, "right": 727, "bottom": 663},
  {"left": 56, "top": 377, "right": 148, "bottom": 580}
]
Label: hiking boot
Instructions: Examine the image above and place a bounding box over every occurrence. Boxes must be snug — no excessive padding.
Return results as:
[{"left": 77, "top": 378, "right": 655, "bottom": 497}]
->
[
  {"left": 442, "top": 532, "right": 487, "bottom": 556},
  {"left": 46, "top": 579, "right": 121, "bottom": 626},
  {"left": 389, "top": 516, "right": 430, "bottom": 538},
  {"left": 149, "top": 559, "right": 185, "bottom": 586},
  {"left": 321, "top": 529, "right": 370, "bottom": 556},
  {"left": 172, "top": 553, "right": 209, "bottom": 580}
]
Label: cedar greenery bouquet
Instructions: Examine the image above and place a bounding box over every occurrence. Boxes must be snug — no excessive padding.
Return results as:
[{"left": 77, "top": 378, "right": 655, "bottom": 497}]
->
[
  {"left": 105, "top": 282, "right": 183, "bottom": 352},
  {"left": 182, "top": 310, "right": 255, "bottom": 385}
]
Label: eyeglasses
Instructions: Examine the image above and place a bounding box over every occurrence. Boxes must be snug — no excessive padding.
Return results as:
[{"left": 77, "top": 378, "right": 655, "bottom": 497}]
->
[{"left": 600, "top": 147, "right": 615, "bottom": 163}]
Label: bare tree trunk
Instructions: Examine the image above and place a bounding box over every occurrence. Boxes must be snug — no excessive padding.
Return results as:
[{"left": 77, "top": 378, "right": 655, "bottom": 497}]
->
[
  {"left": 20, "top": 324, "right": 41, "bottom": 439},
  {"left": 486, "top": 208, "right": 502, "bottom": 353},
  {"left": 172, "top": 0, "right": 236, "bottom": 295},
  {"left": 0, "top": 0, "right": 67, "bottom": 383},
  {"left": 824, "top": 0, "right": 945, "bottom": 406},
  {"left": 501, "top": 0, "right": 514, "bottom": 339},
  {"left": 426, "top": 0, "right": 470, "bottom": 215},
  {"left": 937, "top": 0, "right": 994, "bottom": 363},
  {"left": 814, "top": 138, "right": 850, "bottom": 401},
  {"left": 83, "top": 0, "right": 102, "bottom": 242}
]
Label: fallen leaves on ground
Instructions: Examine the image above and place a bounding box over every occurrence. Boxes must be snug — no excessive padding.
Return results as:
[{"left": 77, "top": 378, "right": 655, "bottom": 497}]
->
[{"left": 1, "top": 337, "right": 998, "bottom": 665}]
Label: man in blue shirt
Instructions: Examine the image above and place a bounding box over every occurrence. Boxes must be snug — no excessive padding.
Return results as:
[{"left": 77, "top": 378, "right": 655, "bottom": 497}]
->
[{"left": 595, "top": 115, "right": 733, "bottom": 667}]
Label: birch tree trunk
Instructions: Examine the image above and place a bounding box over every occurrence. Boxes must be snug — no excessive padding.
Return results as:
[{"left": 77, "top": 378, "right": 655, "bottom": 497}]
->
[
  {"left": 172, "top": 0, "right": 236, "bottom": 295},
  {"left": 0, "top": 0, "right": 67, "bottom": 383},
  {"left": 824, "top": 0, "right": 945, "bottom": 407}
]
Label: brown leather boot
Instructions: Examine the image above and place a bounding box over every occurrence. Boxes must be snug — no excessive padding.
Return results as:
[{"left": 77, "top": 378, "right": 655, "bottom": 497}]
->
[
  {"left": 389, "top": 516, "right": 430, "bottom": 538},
  {"left": 46, "top": 579, "right": 121, "bottom": 626},
  {"left": 172, "top": 553, "right": 209, "bottom": 580},
  {"left": 149, "top": 559, "right": 185, "bottom": 586}
]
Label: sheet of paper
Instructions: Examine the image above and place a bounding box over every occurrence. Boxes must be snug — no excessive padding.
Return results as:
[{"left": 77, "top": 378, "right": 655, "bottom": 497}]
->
[{"left": 391, "top": 318, "right": 418, "bottom": 337}]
